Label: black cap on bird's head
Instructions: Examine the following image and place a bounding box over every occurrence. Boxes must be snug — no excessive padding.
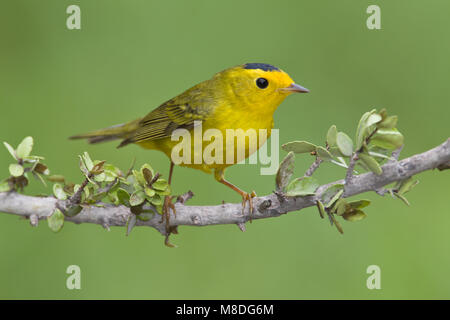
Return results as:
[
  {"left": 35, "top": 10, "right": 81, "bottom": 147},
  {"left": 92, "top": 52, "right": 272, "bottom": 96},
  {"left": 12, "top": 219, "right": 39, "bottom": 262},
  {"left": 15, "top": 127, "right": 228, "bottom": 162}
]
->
[{"left": 243, "top": 63, "right": 280, "bottom": 72}]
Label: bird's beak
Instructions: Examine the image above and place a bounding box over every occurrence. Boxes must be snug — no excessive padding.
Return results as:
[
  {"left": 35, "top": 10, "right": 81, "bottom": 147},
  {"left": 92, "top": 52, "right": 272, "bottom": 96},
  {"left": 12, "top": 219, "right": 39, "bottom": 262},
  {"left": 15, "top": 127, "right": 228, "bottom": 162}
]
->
[{"left": 281, "top": 83, "right": 309, "bottom": 93}]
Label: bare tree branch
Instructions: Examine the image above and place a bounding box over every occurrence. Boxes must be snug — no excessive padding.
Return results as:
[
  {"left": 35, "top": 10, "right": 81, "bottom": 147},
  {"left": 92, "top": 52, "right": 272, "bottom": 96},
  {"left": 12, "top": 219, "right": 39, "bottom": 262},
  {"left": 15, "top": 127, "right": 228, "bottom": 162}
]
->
[{"left": 0, "top": 139, "right": 448, "bottom": 236}]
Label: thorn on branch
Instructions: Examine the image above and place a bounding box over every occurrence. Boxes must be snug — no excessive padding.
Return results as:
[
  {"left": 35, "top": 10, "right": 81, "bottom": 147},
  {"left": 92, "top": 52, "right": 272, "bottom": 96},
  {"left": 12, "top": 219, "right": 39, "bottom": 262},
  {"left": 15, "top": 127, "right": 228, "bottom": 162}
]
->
[
  {"left": 176, "top": 190, "right": 194, "bottom": 204},
  {"left": 69, "top": 173, "right": 93, "bottom": 206},
  {"left": 236, "top": 222, "right": 246, "bottom": 232},
  {"left": 390, "top": 145, "right": 404, "bottom": 163},
  {"left": 304, "top": 157, "right": 323, "bottom": 177},
  {"left": 147, "top": 172, "right": 161, "bottom": 188},
  {"left": 29, "top": 214, "right": 38, "bottom": 227},
  {"left": 96, "top": 178, "right": 118, "bottom": 195}
]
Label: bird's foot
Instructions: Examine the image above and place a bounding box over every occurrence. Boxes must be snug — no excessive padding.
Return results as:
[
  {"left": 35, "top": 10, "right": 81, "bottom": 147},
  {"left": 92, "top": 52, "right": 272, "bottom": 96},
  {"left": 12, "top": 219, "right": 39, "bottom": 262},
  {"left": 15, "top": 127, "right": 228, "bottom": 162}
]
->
[{"left": 241, "top": 190, "right": 257, "bottom": 221}]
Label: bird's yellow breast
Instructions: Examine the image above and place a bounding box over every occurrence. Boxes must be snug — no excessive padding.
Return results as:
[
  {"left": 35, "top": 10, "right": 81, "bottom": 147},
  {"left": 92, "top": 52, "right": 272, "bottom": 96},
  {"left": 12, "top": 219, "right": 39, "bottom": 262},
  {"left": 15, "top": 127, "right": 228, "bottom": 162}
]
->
[{"left": 138, "top": 99, "right": 276, "bottom": 174}]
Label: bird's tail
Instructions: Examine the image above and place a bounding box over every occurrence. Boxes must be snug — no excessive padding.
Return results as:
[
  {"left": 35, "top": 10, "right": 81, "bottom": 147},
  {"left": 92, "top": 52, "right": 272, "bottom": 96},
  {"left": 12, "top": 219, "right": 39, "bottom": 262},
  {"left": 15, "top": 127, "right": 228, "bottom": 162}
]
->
[{"left": 69, "top": 119, "right": 140, "bottom": 146}]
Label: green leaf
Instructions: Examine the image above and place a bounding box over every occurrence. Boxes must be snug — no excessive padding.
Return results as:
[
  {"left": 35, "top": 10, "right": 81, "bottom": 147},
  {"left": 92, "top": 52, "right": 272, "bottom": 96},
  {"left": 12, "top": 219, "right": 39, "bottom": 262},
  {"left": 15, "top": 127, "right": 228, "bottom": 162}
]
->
[
  {"left": 142, "top": 168, "right": 153, "bottom": 184},
  {"left": 334, "top": 199, "right": 348, "bottom": 216},
  {"left": 144, "top": 186, "right": 156, "bottom": 197},
  {"left": 33, "top": 163, "right": 49, "bottom": 175},
  {"left": 0, "top": 181, "right": 11, "bottom": 192},
  {"left": 316, "top": 200, "right": 326, "bottom": 219},
  {"left": 336, "top": 132, "right": 353, "bottom": 157},
  {"left": 141, "top": 164, "right": 154, "bottom": 182},
  {"left": 378, "top": 115, "right": 398, "bottom": 129},
  {"left": 48, "top": 208, "right": 64, "bottom": 232},
  {"left": 371, "top": 128, "right": 404, "bottom": 149},
  {"left": 130, "top": 190, "right": 145, "bottom": 206},
  {"left": 329, "top": 213, "right": 344, "bottom": 234},
  {"left": 347, "top": 199, "right": 371, "bottom": 209},
  {"left": 126, "top": 214, "right": 137, "bottom": 236},
  {"left": 276, "top": 152, "right": 295, "bottom": 191},
  {"left": 3, "top": 142, "right": 17, "bottom": 160},
  {"left": 132, "top": 169, "right": 146, "bottom": 186},
  {"left": 316, "top": 146, "right": 333, "bottom": 161},
  {"left": 326, "top": 189, "right": 344, "bottom": 208},
  {"left": 94, "top": 172, "right": 106, "bottom": 182},
  {"left": 329, "top": 147, "right": 344, "bottom": 158},
  {"left": 355, "top": 110, "right": 381, "bottom": 150},
  {"left": 104, "top": 170, "right": 117, "bottom": 182},
  {"left": 368, "top": 151, "right": 394, "bottom": 161},
  {"left": 285, "top": 176, "right": 319, "bottom": 197},
  {"left": 16, "top": 136, "right": 33, "bottom": 159},
  {"left": 103, "top": 163, "right": 121, "bottom": 179},
  {"left": 355, "top": 111, "right": 372, "bottom": 150},
  {"left": 82, "top": 152, "right": 94, "bottom": 171},
  {"left": 394, "top": 193, "right": 410, "bottom": 206},
  {"left": 156, "top": 185, "right": 171, "bottom": 196},
  {"left": 326, "top": 125, "right": 338, "bottom": 147},
  {"left": 83, "top": 185, "right": 90, "bottom": 199},
  {"left": 367, "top": 113, "right": 383, "bottom": 128},
  {"left": 152, "top": 179, "right": 169, "bottom": 191},
  {"left": 155, "top": 204, "right": 163, "bottom": 215},
  {"left": 53, "top": 183, "right": 68, "bottom": 200},
  {"left": 397, "top": 177, "right": 419, "bottom": 195},
  {"left": 108, "top": 190, "right": 119, "bottom": 205},
  {"left": 281, "top": 141, "right": 316, "bottom": 154},
  {"left": 23, "top": 155, "right": 44, "bottom": 163},
  {"left": 79, "top": 156, "right": 89, "bottom": 176},
  {"left": 47, "top": 175, "right": 65, "bottom": 183},
  {"left": 321, "top": 184, "right": 345, "bottom": 207},
  {"left": 343, "top": 209, "right": 367, "bottom": 221},
  {"left": 149, "top": 194, "right": 162, "bottom": 206},
  {"left": 9, "top": 163, "right": 24, "bottom": 177},
  {"left": 64, "top": 205, "right": 83, "bottom": 217},
  {"left": 359, "top": 153, "right": 383, "bottom": 175}
]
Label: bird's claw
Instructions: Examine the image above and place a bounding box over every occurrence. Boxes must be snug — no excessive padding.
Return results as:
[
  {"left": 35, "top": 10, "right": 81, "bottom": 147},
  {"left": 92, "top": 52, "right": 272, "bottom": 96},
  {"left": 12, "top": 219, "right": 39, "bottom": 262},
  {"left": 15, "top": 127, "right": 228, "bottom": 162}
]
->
[{"left": 241, "top": 190, "right": 257, "bottom": 221}]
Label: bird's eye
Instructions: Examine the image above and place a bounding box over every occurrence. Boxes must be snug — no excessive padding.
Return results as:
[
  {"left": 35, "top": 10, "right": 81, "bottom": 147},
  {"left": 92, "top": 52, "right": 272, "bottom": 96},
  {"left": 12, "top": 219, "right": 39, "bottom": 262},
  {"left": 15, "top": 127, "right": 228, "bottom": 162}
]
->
[{"left": 256, "top": 77, "right": 269, "bottom": 89}]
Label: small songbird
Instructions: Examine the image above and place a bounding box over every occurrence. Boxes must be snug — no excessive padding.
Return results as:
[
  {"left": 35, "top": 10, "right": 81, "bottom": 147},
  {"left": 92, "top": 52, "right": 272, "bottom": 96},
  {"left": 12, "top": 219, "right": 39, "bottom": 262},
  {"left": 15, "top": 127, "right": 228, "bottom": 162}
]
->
[{"left": 70, "top": 63, "right": 308, "bottom": 228}]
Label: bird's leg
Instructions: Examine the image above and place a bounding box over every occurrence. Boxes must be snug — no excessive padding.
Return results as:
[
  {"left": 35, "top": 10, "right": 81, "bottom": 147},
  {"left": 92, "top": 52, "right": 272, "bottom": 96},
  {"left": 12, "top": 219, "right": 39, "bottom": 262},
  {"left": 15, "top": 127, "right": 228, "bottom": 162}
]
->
[{"left": 215, "top": 169, "right": 256, "bottom": 220}]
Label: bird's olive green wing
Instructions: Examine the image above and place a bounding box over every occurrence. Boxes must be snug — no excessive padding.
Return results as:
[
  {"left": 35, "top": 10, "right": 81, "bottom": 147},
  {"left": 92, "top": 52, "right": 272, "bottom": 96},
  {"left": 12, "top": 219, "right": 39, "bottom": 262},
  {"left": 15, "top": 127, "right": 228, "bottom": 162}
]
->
[{"left": 118, "top": 97, "right": 210, "bottom": 147}]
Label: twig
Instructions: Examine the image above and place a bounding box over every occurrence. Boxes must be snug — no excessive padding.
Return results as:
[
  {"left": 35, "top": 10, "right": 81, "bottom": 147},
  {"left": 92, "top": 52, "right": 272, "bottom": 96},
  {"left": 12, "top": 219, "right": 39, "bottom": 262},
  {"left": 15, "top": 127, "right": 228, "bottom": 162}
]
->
[
  {"left": 345, "top": 128, "right": 380, "bottom": 186},
  {"left": 304, "top": 157, "right": 323, "bottom": 177},
  {"left": 389, "top": 145, "right": 404, "bottom": 163},
  {"left": 69, "top": 173, "right": 93, "bottom": 206},
  {"left": 345, "top": 153, "right": 358, "bottom": 186},
  {"left": 176, "top": 190, "right": 194, "bottom": 204},
  {"left": 0, "top": 139, "right": 448, "bottom": 236}
]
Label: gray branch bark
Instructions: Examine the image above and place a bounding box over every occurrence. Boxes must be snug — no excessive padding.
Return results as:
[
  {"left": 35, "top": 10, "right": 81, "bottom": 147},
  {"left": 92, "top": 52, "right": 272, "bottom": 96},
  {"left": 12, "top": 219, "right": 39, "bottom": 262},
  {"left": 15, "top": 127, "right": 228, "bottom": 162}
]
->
[{"left": 0, "top": 139, "right": 449, "bottom": 236}]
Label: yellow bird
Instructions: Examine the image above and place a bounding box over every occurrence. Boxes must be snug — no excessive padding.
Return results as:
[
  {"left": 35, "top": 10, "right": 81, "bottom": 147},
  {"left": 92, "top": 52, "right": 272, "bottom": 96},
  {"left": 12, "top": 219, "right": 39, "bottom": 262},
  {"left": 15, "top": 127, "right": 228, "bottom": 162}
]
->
[{"left": 70, "top": 63, "right": 308, "bottom": 225}]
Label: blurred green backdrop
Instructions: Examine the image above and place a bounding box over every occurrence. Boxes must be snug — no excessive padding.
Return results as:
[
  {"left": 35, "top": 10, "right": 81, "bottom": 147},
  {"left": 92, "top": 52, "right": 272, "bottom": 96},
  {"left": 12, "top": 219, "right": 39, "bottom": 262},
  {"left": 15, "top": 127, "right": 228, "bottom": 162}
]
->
[{"left": 0, "top": 0, "right": 449, "bottom": 299}]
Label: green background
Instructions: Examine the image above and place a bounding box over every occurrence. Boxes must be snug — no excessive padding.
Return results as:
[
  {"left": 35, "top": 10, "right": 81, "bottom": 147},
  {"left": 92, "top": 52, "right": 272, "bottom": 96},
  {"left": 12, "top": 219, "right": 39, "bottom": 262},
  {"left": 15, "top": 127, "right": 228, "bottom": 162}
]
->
[{"left": 0, "top": 0, "right": 449, "bottom": 299}]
